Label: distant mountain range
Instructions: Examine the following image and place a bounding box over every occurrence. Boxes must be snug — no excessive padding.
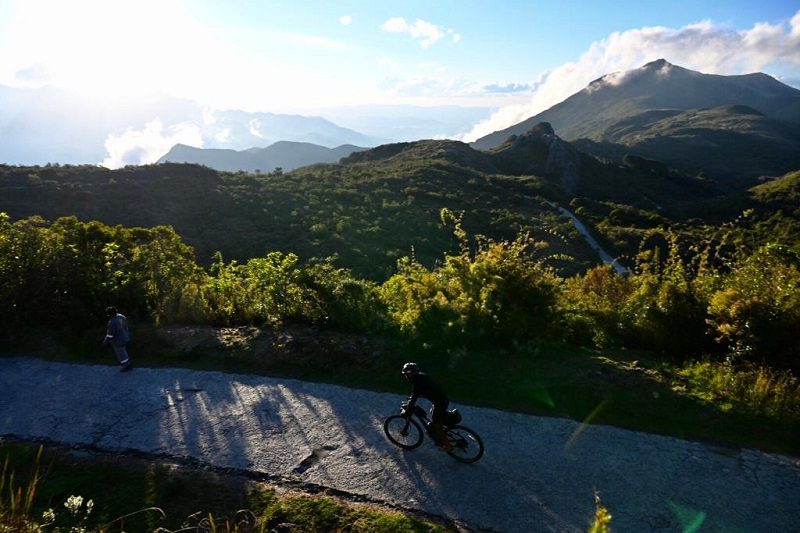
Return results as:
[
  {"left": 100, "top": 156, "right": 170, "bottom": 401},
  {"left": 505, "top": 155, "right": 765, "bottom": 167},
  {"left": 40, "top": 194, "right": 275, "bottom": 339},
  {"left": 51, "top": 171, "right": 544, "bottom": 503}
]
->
[
  {"left": 194, "top": 109, "right": 380, "bottom": 149},
  {"left": 6, "top": 58, "right": 800, "bottom": 186},
  {"left": 158, "top": 141, "right": 367, "bottom": 172},
  {"left": 473, "top": 59, "right": 800, "bottom": 183},
  {"left": 312, "top": 104, "right": 492, "bottom": 142},
  {"left": 0, "top": 85, "right": 486, "bottom": 166}
]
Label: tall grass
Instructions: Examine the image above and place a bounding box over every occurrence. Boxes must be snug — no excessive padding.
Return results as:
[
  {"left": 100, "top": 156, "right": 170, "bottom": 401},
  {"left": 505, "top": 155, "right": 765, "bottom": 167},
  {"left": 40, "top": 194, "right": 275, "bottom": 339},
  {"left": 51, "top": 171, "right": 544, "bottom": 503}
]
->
[
  {"left": 0, "top": 443, "right": 451, "bottom": 533},
  {"left": 588, "top": 492, "right": 612, "bottom": 533},
  {"left": 0, "top": 445, "right": 42, "bottom": 532},
  {"left": 676, "top": 360, "right": 800, "bottom": 423}
]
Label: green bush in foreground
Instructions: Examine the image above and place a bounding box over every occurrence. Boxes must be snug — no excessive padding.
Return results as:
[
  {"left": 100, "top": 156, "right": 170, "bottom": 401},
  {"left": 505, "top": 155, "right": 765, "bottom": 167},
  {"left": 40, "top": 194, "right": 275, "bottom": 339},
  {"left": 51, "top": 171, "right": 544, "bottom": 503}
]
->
[
  {"left": 707, "top": 243, "right": 800, "bottom": 368},
  {"left": 3, "top": 211, "right": 800, "bottom": 372},
  {"left": 380, "top": 209, "right": 559, "bottom": 348}
]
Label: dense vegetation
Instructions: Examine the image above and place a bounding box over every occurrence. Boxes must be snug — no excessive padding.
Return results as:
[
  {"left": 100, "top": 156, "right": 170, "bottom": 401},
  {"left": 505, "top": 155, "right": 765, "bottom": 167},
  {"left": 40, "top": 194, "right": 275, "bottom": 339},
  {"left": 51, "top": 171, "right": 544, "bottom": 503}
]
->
[
  {"left": 2, "top": 145, "right": 800, "bottom": 362},
  {"left": 0, "top": 156, "right": 593, "bottom": 281},
  {"left": 2, "top": 150, "right": 800, "bottom": 533},
  {"left": 0, "top": 133, "right": 730, "bottom": 282},
  {"left": 2, "top": 196, "right": 798, "bottom": 372},
  {"left": 2, "top": 150, "right": 799, "bottom": 457}
]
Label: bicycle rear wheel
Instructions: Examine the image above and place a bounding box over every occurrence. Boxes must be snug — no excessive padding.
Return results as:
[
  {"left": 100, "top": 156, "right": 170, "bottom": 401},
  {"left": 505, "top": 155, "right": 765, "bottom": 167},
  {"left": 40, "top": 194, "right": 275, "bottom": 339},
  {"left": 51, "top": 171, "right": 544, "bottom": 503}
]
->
[
  {"left": 384, "top": 415, "right": 424, "bottom": 449},
  {"left": 446, "top": 425, "right": 484, "bottom": 463}
]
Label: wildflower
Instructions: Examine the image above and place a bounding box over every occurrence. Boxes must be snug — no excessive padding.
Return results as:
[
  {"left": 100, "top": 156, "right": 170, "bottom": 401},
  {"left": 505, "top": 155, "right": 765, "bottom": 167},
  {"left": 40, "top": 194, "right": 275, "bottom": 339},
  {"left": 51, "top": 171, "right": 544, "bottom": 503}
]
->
[
  {"left": 42, "top": 508, "right": 57, "bottom": 524},
  {"left": 65, "top": 494, "right": 84, "bottom": 517}
]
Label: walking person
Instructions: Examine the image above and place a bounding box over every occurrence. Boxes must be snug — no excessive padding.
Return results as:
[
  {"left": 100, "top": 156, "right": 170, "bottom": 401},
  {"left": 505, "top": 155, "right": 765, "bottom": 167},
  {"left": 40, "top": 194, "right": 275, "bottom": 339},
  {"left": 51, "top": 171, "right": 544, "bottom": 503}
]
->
[{"left": 103, "top": 306, "right": 132, "bottom": 371}]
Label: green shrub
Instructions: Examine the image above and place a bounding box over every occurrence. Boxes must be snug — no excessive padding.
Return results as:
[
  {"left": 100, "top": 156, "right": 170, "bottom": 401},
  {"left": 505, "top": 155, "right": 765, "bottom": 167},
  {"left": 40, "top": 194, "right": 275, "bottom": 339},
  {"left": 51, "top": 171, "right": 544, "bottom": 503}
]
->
[
  {"left": 707, "top": 243, "right": 800, "bottom": 369},
  {"left": 559, "top": 231, "right": 714, "bottom": 357},
  {"left": 198, "top": 251, "right": 312, "bottom": 326},
  {"left": 621, "top": 232, "right": 714, "bottom": 357},
  {"left": 298, "top": 261, "right": 385, "bottom": 331},
  {"left": 560, "top": 265, "right": 633, "bottom": 347},
  {"left": 380, "top": 214, "right": 560, "bottom": 349},
  {"left": 676, "top": 359, "right": 800, "bottom": 423},
  {"left": 0, "top": 215, "right": 198, "bottom": 337}
]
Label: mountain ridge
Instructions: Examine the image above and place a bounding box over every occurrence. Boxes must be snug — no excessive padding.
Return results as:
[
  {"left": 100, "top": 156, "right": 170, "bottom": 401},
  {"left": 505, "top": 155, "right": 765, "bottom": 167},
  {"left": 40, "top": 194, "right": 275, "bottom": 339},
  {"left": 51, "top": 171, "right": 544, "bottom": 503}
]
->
[
  {"left": 572, "top": 104, "right": 800, "bottom": 186},
  {"left": 472, "top": 59, "right": 800, "bottom": 151},
  {"left": 158, "top": 141, "right": 368, "bottom": 173}
]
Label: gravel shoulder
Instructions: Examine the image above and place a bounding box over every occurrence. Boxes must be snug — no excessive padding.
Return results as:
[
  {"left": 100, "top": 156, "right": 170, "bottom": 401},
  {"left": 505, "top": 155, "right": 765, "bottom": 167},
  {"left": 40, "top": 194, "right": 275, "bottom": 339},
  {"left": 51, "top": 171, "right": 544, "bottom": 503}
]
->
[{"left": 2, "top": 356, "right": 799, "bottom": 532}]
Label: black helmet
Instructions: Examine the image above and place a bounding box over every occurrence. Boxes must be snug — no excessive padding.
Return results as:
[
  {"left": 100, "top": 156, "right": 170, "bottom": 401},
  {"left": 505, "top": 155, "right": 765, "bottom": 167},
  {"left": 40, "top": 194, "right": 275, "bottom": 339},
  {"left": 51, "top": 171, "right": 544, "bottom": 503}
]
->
[
  {"left": 402, "top": 362, "right": 419, "bottom": 374},
  {"left": 105, "top": 306, "right": 117, "bottom": 318}
]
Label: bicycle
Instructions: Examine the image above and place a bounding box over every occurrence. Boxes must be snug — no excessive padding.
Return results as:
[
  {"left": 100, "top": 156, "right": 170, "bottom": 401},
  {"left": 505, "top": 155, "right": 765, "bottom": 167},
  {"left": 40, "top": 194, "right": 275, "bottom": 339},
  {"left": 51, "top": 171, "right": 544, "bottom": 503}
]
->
[{"left": 383, "top": 401, "right": 484, "bottom": 463}]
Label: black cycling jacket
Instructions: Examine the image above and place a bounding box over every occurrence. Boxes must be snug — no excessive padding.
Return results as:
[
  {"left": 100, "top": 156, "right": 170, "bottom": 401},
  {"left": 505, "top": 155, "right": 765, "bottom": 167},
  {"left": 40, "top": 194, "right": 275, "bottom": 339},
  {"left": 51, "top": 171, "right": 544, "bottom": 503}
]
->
[{"left": 408, "top": 372, "right": 448, "bottom": 407}]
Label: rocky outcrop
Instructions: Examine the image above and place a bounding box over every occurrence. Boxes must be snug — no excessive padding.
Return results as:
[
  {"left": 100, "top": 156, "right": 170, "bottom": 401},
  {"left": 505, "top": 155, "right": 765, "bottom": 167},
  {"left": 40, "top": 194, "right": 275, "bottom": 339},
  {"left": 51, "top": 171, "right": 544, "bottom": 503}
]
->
[{"left": 490, "top": 122, "right": 582, "bottom": 194}]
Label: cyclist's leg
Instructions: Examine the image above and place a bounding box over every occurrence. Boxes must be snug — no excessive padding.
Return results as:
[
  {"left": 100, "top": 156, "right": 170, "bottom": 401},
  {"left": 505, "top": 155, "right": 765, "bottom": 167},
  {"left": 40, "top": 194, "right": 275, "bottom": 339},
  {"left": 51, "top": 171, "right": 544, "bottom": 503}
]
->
[{"left": 430, "top": 403, "right": 451, "bottom": 449}]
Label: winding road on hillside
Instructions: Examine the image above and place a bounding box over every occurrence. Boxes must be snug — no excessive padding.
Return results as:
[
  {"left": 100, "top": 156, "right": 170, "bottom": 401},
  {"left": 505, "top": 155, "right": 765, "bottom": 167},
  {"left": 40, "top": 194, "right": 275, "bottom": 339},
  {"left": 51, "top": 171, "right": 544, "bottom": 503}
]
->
[
  {"left": 2, "top": 357, "right": 799, "bottom": 532},
  {"left": 544, "top": 201, "right": 630, "bottom": 275}
]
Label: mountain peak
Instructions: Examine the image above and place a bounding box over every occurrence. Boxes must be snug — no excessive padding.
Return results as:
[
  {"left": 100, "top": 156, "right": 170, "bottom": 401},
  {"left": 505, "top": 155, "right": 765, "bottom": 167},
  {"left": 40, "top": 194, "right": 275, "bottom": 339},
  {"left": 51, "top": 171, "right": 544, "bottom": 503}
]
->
[
  {"left": 527, "top": 122, "right": 555, "bottom": 136},
  {"left": 642, "top": 58, "right": 672, "bottom": 70},
  {"left": 473, "top": 59, "right": 800, "bottom": 151}
]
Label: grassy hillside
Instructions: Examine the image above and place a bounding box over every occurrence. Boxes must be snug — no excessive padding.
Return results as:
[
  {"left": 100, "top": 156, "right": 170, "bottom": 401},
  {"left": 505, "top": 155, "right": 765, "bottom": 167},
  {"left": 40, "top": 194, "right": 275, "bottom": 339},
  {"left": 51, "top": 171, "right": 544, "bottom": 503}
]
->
[
  {"left": 750, "top": 169, "right": 800, "bottom": 209},
  {"left": 0, "top": 149, "right": 604, "bottom": 280},
  {"left": 573, "top": 105, "right": 800, "bottom": 187},
  {"left": 4, "top": 126, "right": 796, "bottom": 283}
]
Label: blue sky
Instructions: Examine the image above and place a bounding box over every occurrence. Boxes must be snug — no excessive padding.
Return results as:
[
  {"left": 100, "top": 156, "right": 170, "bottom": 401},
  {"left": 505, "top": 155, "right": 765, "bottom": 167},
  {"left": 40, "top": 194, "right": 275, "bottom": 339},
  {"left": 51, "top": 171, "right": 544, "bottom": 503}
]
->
[{"left": 1, "top": 0, "right": 799, "bottom": 140}]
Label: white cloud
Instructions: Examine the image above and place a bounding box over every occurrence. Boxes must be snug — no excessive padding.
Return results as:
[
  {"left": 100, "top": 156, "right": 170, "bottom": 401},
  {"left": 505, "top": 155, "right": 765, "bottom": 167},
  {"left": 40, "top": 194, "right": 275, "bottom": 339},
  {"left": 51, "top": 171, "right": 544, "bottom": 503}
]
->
[
  {"left": 101, "top": 120, "right": 202, "bottom": 168},
  {"left": 447, "top": 28, "right": 461, "bottom": 44},
  {"left": 375, "top": 75, "right": 538, "bottom": 109},
  {"left": 202, "top": 107, "right": 217, "bottom": 125},
  {"left": 214, "top": 128, "right": 233, "bottom": 143},
  {"left": 380, "top": 17, "right": 457, "bottom": 48},
  {"left": 462, "top": 11, "right": 800, "bottom": 141},
  {"left": 381, "top": 17, "right": 409, "bottom": 33},
  {"left": 793, "top": 11, "right": 800, "bottom": 39},
  {"left": 249, "top": 119, "right": 264, "bottom": 138},
  {"left": 380, "top": 76, "right": 472, "bottom": 97},
  {"left": 378, "top": 56, "right": 399, "bottom": 68},
  {"left": 339, "top": 15, "right": 352, "bottom": 26}
]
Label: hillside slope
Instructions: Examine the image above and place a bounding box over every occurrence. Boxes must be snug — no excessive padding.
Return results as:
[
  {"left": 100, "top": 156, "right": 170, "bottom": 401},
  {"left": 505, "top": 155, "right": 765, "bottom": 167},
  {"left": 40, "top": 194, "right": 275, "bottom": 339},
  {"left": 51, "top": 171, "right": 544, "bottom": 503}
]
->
[
  {"left": 0, "top": 154, "right": 598, "bottom": 279},
  {"left": 473, "top": 59, "right": 800, "bottom": 150},
  {"left": 4, "top": 125, "right": 793, "bottom": 280},
  {"left": 573, "top": 105, "right": 800, "bottom": 186},
  {"left": 158, "top": 141, "right": 367, "bottom": 172}
]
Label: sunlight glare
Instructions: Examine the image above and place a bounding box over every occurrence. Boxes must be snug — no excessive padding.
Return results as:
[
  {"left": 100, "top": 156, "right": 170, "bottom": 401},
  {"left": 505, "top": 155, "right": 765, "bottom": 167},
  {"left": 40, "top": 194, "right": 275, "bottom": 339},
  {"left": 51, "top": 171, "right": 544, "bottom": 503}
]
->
[{"left": 6, "top": 0, "right": 212, "bottom": 99}]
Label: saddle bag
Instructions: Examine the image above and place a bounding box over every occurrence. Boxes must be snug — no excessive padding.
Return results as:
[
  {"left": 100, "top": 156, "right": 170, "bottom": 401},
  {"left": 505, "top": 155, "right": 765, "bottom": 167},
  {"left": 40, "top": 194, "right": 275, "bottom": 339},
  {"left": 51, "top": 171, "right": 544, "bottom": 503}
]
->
[{"left": 444, "top": 409, "right": 462, "bottom": 425}]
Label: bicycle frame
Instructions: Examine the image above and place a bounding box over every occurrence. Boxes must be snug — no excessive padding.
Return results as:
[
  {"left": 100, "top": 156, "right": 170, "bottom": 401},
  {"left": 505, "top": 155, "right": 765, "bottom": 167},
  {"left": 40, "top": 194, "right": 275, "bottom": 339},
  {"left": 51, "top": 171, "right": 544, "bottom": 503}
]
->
[{"left": 402, "top": 403, "right": 437, "bottom": 431}]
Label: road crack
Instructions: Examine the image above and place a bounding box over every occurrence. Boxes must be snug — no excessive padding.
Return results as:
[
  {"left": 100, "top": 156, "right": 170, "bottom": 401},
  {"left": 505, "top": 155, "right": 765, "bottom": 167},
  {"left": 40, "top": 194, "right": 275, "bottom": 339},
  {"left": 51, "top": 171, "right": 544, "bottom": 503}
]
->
[{"left": 292, "top": 445, "right": 338, "bottom": 475}]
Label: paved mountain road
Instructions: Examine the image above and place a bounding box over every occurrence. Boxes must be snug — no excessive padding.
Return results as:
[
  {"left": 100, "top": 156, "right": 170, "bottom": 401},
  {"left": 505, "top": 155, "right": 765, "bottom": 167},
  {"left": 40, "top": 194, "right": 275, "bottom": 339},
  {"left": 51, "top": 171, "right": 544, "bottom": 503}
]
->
[{"left": 1, "top": 357, "right": 799, "bottom": 532}]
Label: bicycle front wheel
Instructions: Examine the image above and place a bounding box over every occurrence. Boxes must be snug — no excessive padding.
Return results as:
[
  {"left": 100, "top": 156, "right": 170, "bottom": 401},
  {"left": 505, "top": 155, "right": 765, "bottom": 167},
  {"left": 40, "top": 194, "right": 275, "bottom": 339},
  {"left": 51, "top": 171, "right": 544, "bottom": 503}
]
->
[
  {"left": 383, "top": 415, "right": 424, "bottom": 449},
  {"left": 446, "top": 425, "right": 484, "bottom": 463}
]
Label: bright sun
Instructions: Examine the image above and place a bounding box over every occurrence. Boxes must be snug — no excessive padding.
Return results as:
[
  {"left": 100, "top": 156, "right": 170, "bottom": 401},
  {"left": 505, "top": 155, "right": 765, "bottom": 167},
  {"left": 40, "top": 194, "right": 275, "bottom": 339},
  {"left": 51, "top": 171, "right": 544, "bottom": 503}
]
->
[{"left": 5, "top": 0, "right": 204, "bottom": 99}]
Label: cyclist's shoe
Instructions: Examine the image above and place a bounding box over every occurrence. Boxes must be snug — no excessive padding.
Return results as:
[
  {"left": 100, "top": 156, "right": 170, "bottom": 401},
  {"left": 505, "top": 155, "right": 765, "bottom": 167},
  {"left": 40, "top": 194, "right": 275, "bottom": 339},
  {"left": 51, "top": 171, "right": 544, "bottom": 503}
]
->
[{"left": 120, "top": 363, "right": 133, "bottom": 372}]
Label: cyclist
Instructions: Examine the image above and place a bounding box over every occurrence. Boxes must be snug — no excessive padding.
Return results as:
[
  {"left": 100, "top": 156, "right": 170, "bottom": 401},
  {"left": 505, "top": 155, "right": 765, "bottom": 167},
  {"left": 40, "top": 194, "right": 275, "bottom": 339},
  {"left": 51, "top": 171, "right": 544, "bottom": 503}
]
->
[{"left": 402, "top": 362, "right": 451, "bottom": 450}]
